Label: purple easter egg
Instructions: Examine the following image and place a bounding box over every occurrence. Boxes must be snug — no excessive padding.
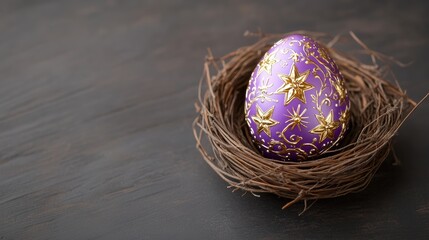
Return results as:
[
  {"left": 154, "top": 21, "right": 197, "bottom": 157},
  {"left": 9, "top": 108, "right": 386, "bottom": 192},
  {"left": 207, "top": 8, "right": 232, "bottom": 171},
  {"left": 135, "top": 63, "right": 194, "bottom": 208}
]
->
[{"left": 244, "top": 34, "right": 351, "bottom": 161}]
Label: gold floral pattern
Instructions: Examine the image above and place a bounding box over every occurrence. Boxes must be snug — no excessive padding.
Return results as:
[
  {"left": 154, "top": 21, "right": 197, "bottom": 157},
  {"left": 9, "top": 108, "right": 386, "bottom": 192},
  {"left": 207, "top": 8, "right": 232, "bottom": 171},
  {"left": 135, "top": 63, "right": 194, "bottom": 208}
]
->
[{"left": 257, "top": 51, "right": 278, "bottom": 77}]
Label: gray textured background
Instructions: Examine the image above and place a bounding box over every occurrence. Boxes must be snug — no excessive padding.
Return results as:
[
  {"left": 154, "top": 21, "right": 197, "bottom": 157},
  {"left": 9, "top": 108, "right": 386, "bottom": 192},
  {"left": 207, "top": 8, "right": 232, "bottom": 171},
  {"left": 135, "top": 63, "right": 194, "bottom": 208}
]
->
[{"left": 0, "top": 0, "right": 428, "bottom": 239}]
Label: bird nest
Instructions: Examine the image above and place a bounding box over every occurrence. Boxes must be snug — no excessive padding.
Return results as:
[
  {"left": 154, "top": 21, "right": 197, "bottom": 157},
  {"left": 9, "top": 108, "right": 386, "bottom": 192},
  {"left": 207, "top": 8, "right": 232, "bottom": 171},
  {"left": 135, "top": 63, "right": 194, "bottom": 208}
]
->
[{"left": 192, "top": 31, "right": 420, "bottom": 212}]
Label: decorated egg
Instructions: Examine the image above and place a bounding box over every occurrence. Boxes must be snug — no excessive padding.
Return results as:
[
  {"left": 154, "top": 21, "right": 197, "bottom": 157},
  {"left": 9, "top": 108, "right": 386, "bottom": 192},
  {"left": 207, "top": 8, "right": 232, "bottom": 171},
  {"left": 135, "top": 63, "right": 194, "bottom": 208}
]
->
[{"left": 244, "top": 34, "right": 350, "bottom": 161}]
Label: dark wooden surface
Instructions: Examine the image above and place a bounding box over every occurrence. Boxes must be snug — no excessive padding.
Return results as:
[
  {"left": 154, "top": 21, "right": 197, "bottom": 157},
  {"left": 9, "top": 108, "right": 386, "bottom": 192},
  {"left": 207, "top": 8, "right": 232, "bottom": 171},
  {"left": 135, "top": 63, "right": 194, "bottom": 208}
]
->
[{"left": 0, "top": 0, "right": 428, "bottom": 239}]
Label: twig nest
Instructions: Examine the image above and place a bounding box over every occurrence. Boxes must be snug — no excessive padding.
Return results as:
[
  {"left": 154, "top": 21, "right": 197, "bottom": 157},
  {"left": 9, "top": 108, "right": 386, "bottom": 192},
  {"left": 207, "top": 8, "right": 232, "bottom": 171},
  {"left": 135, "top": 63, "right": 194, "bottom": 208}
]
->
[{"left": 193, "top": 31, "right": 416, "bottom": 211}]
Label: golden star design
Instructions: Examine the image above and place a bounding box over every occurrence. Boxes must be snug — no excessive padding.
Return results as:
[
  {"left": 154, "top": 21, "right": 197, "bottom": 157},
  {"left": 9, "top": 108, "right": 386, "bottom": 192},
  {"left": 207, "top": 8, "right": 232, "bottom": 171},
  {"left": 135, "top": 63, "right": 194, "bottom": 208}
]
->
[
  {"left": 275, "top": 63, "right": 314, "bottom": 105},
  {"left": 257, "top": 51, "right": 278, "bottom": 77},
  {"left": 310, "top": 110, "right": 340, "bottom": 143},
  {"left": 285, "top": 104, "right": 308, "bottom": 131},
  {"left": 251, "top": 105, "right": 279, "bottom": 137}
]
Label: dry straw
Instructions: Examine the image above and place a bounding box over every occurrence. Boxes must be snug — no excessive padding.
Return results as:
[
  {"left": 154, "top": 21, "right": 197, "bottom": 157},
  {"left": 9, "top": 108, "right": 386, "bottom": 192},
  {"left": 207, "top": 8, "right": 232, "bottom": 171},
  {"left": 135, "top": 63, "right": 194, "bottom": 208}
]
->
[{"left": 193, "top": 31, "right": 425, "bottom": 213}]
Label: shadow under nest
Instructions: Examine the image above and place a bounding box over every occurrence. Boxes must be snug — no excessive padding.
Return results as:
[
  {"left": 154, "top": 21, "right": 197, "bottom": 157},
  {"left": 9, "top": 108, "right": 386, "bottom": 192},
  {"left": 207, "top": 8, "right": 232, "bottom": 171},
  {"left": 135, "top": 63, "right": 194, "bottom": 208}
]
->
[{"left": 193, "top": 31, "right": 420, "bottom": 213}]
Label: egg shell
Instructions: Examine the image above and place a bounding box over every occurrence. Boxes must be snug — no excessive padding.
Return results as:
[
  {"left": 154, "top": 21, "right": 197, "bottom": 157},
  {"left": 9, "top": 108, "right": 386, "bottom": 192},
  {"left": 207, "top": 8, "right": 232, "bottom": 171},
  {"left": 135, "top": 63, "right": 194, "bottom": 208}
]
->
[{"left": 244, "top": 34, "right": 350, "bottom": 161}]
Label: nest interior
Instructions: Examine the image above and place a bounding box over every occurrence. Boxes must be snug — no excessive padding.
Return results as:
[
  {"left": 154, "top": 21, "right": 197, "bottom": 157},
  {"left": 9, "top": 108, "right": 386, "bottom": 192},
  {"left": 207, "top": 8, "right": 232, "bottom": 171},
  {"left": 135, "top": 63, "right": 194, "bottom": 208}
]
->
[{"left": 193, "top": 31, "right": 418, "bottom": 211}]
